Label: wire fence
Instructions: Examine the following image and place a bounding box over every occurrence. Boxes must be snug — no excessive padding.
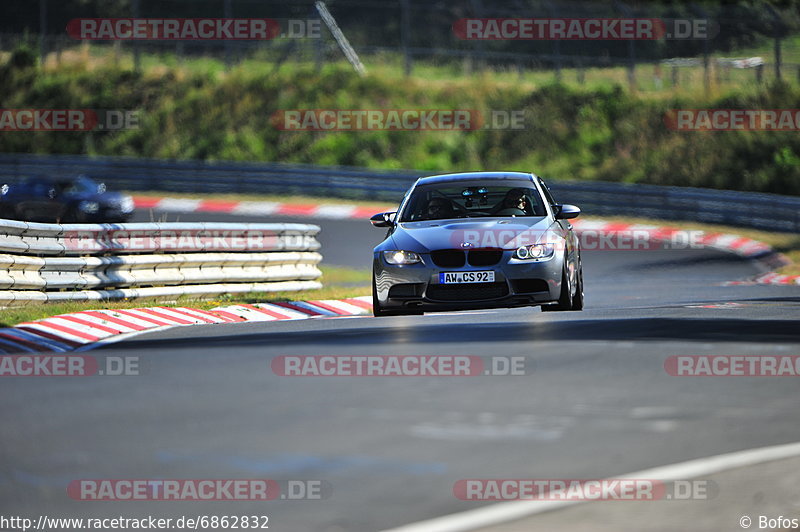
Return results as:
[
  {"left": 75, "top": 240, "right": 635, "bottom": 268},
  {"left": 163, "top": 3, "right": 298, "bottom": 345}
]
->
[
  {"left": 2, "top": 0, "right": 799, "bottom": 92},
  {"left": 3, "top": 34, "right": 797, "bottom": 98}
]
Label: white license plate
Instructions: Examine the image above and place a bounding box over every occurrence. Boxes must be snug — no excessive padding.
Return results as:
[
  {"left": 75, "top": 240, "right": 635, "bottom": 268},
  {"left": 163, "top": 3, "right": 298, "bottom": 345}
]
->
[{"left": 439, "top": 271, "right": 495, "bottom": 284}]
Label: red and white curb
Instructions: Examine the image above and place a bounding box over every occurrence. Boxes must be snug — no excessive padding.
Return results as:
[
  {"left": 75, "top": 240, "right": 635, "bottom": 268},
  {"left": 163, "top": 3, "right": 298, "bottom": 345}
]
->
[
  {"left": 570, "top": 219, "right": 777, "bottom": 259},
  {"left": 724, "top": 272, "right": 800, "bottom": 286},
  {"left": 0, "top": 297, "right": 373, "bottom": 355},
  {"left": 569, "top": 219, "right": 794, "bottom": 285},
  {"left": 133, "top": 196, "right": 392, "bottom": 220}
]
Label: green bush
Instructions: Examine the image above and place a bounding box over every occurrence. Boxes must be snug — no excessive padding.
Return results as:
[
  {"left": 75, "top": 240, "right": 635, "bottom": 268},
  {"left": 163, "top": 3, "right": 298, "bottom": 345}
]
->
[{"left": 0, "top": 61, "right": 798, "bottom": 195}]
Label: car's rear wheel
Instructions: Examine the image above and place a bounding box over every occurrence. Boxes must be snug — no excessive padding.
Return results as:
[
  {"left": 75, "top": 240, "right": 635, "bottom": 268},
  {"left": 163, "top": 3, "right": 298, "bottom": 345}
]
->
[
  {"left": 541, "top": 264, "right": 573, "bottom": 312},
  {"left": 62, "top": 208, "right": 79, "bottom": 223}
]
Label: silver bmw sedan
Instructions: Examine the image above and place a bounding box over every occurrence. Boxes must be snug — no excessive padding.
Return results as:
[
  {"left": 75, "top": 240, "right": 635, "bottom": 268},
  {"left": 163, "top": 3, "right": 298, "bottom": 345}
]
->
[{"left": 370, "top": 171, "right": 584, "bottom": 316}]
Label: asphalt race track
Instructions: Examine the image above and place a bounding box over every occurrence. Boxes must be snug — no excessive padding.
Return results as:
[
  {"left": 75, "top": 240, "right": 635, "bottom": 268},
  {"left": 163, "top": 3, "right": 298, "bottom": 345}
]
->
[{"left": 1, "top": 210, "right": 799, "bottom": 531}]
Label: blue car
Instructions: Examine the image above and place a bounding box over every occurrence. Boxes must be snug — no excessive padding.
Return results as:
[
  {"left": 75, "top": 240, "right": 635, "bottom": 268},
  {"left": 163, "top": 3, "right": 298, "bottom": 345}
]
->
[{"left": 0, "top": 175, "right": 135, "bottom": 223}]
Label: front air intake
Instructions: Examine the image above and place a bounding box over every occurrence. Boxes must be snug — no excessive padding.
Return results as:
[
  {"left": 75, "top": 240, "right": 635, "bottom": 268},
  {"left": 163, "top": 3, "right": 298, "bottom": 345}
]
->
[
  {"left": 431, "top": 250, "right": 466, "bottom": 268},
  {"left": 468, "top": 249, "right": 503, "bottom": 266}
]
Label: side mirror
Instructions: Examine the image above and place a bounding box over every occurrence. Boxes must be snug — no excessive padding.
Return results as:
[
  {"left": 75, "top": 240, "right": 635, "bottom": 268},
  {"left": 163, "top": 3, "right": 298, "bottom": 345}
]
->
[
  {"left": 97, "top": 183, "right": 107, "bottom": 193},
  {"left": 554, "top": 204, "right": 581, "bottom": 220},
  {"left": 370, "top": 211, "right": 396, "bottom": 227}
]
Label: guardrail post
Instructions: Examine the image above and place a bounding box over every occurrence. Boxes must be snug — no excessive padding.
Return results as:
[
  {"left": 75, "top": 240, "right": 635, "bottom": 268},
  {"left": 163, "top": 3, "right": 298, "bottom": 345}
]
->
[
  {"left": 400, "top": 0, "right": 412, "bottom": 77},
  {"left": 132, "top": 0, "right": 141, "bottom": 72},
  {"left": 38, "top": 0, "right": 47, "bottom": 66}
]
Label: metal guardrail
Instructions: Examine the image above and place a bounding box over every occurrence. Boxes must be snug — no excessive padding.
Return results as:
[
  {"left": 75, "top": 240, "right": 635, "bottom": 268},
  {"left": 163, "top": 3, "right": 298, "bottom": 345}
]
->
[
  {"left": 0, "top": 218, "right": 322, "bottom": 306},
  {"left": 0, "top": 220, "right": 320, "bottom": 255},
  {"left": 1, "top": 153, "right": 799, "bottom": 233},
  {"left": 545, "top": 180, "right": 800, "bottom": 233}
]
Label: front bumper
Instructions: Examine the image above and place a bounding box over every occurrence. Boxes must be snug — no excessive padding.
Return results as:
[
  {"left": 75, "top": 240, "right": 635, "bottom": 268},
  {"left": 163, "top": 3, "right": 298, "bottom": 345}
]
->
[{"left": 373, "top": 250, "right": 564, "bottom": 312}]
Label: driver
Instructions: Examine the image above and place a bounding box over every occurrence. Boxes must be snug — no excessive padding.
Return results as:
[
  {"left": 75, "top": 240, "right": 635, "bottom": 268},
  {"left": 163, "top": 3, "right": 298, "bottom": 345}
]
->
[{"left": 493, "top": 188, "right": 530, "bottom": 216}]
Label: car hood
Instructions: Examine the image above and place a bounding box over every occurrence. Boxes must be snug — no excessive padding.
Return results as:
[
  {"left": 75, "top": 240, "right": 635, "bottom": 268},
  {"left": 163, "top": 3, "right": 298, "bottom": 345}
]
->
[{"left": 389, "top": 217, "right": 556, "bottom": 251}]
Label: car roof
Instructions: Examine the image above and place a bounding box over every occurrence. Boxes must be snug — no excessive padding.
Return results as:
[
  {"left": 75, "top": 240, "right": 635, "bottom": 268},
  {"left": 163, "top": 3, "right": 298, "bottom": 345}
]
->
[{"left": 414, "top": 171, "right": 536, "bottom": 187}]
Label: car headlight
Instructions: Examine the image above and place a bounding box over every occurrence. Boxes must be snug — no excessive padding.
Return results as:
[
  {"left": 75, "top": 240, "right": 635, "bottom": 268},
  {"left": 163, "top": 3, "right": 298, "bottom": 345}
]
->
[
  {"left": 383, "top": 250, "right": 422, "bottom": 265},
  {"left": 514, "top": 243, "right": 555, "bottom": 261},
  {"left": 78, "top": 201, "right": 100, "bottom": 214},
  {"left": 119, "top": 195, "right": 135, "bottom": 213}
]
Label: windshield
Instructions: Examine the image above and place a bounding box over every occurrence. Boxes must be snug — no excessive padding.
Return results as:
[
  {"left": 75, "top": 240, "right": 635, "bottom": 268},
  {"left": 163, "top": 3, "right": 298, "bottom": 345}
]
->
[
  {"left": 59, "top": 175, "right": 99, "bottom": 195},
  {"left": 399, "top": 182, "right": 547, "bottom": 221}
]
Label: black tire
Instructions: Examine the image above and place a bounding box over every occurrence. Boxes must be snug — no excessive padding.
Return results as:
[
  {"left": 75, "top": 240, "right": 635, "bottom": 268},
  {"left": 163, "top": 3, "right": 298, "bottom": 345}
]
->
[
  {"left": 0, "top": 204, "right": 14, "bottom": 220},
  {"left": 372, "top": 276, "right": 389, "bottom": 317},
  {"left": 569, "top": 262, "right": 584, "bottom": 311},
  {"left": 541, "top": 265, "right": 573, "bottom": 312},
  {"left": 372, "top": 274, "right": 423, "bottom": 317},
  {"left": 62, "top": 209, "right": 78, "bottom": 223}
]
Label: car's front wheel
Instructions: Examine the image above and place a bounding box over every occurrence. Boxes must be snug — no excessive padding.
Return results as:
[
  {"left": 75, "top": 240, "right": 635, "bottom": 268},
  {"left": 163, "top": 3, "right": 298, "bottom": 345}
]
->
[
  {"left": 372, "top": 274, "right": 423, "bottom": 317},
  {"left": 372, "top": 276, "right": 389, "bottom": 317},
  {"left": 541, "top": 264, "right": 574, "bottom": 312}
]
